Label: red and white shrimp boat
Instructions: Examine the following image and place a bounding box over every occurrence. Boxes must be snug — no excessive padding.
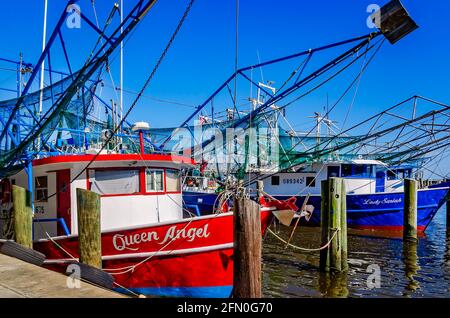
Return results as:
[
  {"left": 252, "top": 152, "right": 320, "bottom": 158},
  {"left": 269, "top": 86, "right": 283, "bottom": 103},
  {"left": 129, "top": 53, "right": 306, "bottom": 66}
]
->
[{"left": 1, "top": 153, "right": 273, "bottom": 297}]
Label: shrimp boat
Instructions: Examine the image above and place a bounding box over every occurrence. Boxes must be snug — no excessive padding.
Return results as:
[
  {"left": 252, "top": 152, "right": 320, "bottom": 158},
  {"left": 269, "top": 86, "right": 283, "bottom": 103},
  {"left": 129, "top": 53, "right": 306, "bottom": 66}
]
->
[
  {"left": 0, "top": 147, "right": 273, "bottom": 297},
  {"left": 0, "top": 0, "right": 281, "bottom": 298},
  {"left": 183, "top": 158, "right": 449, "bottom": 232}
]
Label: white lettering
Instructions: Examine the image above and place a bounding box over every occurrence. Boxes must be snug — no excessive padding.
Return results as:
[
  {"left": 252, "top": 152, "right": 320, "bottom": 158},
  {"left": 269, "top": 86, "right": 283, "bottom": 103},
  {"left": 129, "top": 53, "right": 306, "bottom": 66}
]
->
[{"left": 112, "top": 225, "right": 210, "bottom": 251}]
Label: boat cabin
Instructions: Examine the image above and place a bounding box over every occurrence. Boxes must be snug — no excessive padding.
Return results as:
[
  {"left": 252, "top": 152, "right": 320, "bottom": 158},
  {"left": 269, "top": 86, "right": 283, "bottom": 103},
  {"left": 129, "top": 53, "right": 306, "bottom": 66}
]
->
[
  {"left": 0, "top": 154, "right": 195, "bottom": 240},
  {"left": 253, "top": 159, "right": 410, "bottom": 196}
]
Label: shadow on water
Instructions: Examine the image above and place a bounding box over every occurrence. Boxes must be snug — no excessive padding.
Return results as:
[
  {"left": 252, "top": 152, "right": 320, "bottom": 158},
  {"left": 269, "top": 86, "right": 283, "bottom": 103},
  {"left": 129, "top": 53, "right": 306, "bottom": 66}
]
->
[{"left": 262, "top": 207, "right": 450, "bottom": 298}]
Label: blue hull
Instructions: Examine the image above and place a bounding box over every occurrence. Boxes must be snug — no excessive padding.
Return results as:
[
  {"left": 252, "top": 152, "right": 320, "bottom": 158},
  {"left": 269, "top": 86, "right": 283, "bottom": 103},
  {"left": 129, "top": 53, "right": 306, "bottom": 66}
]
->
[
  {"left": 183, "top": 191, "right": 221, "bottom": 215},
  {"left": 116, "top": 285, "right": 232, "bottom": 298},
  {"left": 183, "top": 188, "right": 449, "bottom": 231}
]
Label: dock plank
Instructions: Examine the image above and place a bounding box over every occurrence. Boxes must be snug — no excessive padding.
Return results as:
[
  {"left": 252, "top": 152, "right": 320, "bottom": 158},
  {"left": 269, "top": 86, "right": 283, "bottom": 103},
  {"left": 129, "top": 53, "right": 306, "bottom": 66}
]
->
[{"left": 0, "top": 254, "right": 125, "bottom": 298}]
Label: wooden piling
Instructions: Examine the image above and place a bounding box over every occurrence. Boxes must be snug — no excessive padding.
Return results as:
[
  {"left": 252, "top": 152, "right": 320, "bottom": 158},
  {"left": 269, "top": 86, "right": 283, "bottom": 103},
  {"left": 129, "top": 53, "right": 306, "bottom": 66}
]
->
[
  {"left": 340, "top": 181, "right": 348, "bottom": 272},
  {"left": 233, "top": 194, "right": 262, "bottom": 298},
  {"left": 446, "top": 192, "right": 450, "bottom": 228},
  {"left": 329, "top": 178, "right": 342, "bottom": 272},
  {"left": 320, "top": 178, "right": 347, "bottom": 273},
  {"left": 320, "top": 180, "right": 330, "bottom": 272},
  {"left": 403, "top": 179, "right": 418, "bottom": 242},
  {"left": 12, "top": 185, "right": 33, "bottom": 249},
  {"left": 256, "top": 180, "right": 264, "bottom": 199},
  {"left": 76, "top": 188, "right": 102, "bottom": 269}
]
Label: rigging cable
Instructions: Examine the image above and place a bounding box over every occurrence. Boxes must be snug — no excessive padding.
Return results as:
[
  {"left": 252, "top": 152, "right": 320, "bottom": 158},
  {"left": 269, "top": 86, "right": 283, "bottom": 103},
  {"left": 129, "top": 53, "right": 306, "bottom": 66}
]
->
[{"left": 68, "top": 0, "right": 196, "bottom": 185}]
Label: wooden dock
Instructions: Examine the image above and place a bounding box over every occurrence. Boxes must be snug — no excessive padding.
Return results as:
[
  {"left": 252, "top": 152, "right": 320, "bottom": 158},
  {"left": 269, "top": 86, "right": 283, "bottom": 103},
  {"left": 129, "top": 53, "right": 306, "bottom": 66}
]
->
[{"left": 0, "top": 253, "right": 125, "bottom": 298}]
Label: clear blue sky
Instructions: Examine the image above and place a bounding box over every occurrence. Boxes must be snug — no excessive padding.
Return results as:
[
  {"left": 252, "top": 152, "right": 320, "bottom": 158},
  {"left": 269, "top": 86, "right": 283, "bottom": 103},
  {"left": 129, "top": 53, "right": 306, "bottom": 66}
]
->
[{"left": 0, "top": 0, "right": 449, "bottom": 132}]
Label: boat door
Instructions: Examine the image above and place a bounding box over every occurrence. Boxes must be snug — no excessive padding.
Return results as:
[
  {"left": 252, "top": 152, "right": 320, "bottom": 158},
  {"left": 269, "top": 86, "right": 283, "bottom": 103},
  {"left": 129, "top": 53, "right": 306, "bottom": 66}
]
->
[
  {"left": 376, "top": 170, "right": 386, "bottom": 193},
  {"left": 56, "top": 170, "right": 71, "bottom": 235},
  {"left": 327, "top": 166, "right": 340, "bottom": 178}
]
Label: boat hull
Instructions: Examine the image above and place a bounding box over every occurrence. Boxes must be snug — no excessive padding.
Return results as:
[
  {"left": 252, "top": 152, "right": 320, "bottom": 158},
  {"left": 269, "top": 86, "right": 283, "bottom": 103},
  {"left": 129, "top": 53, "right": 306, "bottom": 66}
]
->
[
  {"left": 184, "top": 188, "right": 449, "bottom": 232},
  {"left": 34, "top": 210, "right": 273, "bottom": 298}
]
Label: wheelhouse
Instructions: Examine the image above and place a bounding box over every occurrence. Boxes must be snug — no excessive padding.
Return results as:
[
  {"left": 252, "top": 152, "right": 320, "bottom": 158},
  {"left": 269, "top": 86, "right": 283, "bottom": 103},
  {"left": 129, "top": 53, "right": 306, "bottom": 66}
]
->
[
  {"left": 250, "top": 159, "right": 415, "bottom": 196},
  {"left": 1, "top": 154, "right": 195, "bottom": 240}
]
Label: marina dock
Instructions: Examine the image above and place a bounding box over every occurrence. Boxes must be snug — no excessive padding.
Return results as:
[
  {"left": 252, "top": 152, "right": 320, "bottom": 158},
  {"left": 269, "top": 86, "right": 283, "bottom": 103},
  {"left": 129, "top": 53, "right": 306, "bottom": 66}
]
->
[{"left": 0, "top": 253, "right": 124, "bottom": 298}]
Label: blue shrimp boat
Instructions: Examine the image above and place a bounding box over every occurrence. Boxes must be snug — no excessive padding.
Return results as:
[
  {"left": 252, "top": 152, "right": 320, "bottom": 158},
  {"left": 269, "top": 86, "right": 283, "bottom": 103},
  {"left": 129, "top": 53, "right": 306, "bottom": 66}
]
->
[{"left": 183, "top": 160, "right": 449, "bottom": 232}]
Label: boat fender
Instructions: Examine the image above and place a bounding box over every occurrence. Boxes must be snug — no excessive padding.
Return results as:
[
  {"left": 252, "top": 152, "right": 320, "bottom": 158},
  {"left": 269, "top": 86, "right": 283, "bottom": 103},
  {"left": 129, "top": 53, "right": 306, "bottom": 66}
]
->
[
  {"left": 66, "top": 262, "right": 115, "bottom": 290},
  {"left": 0, "top": 241, "right": 46, "bottom": 266}
]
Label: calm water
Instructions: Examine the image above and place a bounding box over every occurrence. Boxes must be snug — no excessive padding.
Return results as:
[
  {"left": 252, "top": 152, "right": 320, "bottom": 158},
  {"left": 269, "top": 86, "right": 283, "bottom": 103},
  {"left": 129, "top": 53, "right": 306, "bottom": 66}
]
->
[{"left": 262, "top": 207, "right": 450, "bottom": 298}]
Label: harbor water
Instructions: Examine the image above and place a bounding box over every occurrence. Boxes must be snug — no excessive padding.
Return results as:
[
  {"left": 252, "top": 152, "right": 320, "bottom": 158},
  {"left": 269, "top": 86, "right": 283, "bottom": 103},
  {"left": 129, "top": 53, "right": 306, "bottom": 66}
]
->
[{"left": 262, "top": 207, "right": 450, "bottom": 298}]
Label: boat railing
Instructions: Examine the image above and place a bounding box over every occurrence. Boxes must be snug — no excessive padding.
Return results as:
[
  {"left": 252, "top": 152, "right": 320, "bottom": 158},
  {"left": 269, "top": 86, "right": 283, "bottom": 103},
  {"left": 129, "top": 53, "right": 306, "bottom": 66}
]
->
[
  {"left": 182, "top": 175, "right": 217, "bottom": 193},
  {"left": 418, "top": 179, "right": 446, "bottom": 189},
  {"left": 33, "top": 218, "right": 70, "bottom": 238}
]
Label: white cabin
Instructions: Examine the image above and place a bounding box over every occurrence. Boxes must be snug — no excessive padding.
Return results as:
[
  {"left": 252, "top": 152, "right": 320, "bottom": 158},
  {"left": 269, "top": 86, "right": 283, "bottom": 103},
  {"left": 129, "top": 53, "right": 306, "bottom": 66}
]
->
[
  {"left": 0, "top": 154, "right": 195, "bottom": 240},
  {"left": 249, "top": 159, "right": 411, "bottom": 196}
]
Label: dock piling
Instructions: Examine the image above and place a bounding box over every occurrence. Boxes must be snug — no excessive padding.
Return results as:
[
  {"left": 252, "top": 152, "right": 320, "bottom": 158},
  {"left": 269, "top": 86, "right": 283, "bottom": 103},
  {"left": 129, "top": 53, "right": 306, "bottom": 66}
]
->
[
  {"left": 320, "top": 178, "right": 347, "bottom": 273},
  {"left": 446, "top": 192, "right": 450, "bottom": 228},
  {"left": 256, "top": 180, "right": 264, "bottom": 199},
  {"left": 76, "top": 188, "right": 102, "bottom": 269},
  {"left": 12, "top": 185, "right": 33, "bottom": 249},
  {"left": 403, "top": 179, "right": 418, "bottom": 242},
  {"left": 233, "top": 185, "right": 262, "bottom": 298}
]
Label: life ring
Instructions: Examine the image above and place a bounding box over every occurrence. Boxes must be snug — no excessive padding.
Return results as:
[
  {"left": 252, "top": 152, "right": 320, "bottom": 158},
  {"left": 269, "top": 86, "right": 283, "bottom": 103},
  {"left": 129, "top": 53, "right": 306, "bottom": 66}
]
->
[{"left": 0, "top": 178, "right": 11, "bottom": 204}]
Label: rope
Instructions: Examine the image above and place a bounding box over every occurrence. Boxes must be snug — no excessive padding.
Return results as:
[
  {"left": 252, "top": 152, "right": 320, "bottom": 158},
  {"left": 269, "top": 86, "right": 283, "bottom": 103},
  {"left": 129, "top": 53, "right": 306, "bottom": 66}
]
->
[
  {"left": 267, "top": 227, "right": 339, "bottom": 252},
  {"left": 44, "top": 231, "right": 141, "bottom": 297}
]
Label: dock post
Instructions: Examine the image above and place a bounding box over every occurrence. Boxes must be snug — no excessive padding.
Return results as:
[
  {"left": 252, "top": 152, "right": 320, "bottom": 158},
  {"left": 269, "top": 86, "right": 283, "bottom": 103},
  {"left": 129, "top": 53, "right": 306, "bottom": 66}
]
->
[
  {"left": 233, "top": 184, "right": 262, "bottom": 298},
  {"left": 446, "top": 192, "right": 450, "bottom": 228},
  {"left": 12, "top": 185, "right": 33, "bottom": 249},
  {"left": 320, "top": 180, "right": 330, "bottom": 272},
  {"left": 320, "top": 178, "right": 347, "bottom": 272},
  {"left": 340, "top": 180, "right": 348, "bottom": 272},
  {"left": 403, "top": 179, "right": 418, "bottom": 242},
  {"left": 76, "top": 188, "right": 102, "bottom": 269},
  {"left": 256, "top": 180, "right": 264, "bottom": 198}
]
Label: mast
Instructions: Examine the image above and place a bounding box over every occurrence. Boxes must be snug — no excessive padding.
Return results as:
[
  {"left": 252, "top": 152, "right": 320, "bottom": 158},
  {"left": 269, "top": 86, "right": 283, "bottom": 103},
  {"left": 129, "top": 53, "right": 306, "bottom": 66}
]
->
[
  {"left": 36, "top": 0, "right": 48, "bottom": 155},
  {"left": 120, "top": 0, "right": 124, "bottom": 134},
  {"left": 38, "top": 0, "right": 48, "bottom": 117}
]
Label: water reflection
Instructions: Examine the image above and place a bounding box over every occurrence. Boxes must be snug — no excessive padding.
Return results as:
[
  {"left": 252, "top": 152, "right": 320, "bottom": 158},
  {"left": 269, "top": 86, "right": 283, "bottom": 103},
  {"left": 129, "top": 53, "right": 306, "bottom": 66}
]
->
[
  {"left": 318, "top": 272, "right": 349, "bottom": 298},
  {"left": 262, "top": 207, "right": 450, "bottom": 297},
  {"left": 402, "top": 240, "right": 420, "bottom": 294}
]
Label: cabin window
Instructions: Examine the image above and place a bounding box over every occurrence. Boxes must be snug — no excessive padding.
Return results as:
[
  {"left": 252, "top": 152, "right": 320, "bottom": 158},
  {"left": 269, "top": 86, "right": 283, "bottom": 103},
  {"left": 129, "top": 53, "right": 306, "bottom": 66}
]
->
[
  {"left": 271, "top": 176, "right": 280, "bottom": 186},
  {"left": 90, "top": 169, "right": 140, "bottom": 195},
  {"left": 35, "top": 176, "right": 48, "bottom": 202},
  {"left": 146, "top": 169, "right": 164, "bottom": 192},
  {"left": 387, "top": 170, "right": 397, "bottom": 180},
  {"left": 306, "top": 176, "right": 315, "bottom": 187},
  {"left": 166, "top": 169, "right": 181, "bottom": 192},
  {"left": 341, "top": 164, "right": 374, "bottom": 178},
  {"left": 404, "top": 169, "right": 412, "bottom": 178},
  {"left": 341, "top": 165, "right": 353, "bottom": 177}
]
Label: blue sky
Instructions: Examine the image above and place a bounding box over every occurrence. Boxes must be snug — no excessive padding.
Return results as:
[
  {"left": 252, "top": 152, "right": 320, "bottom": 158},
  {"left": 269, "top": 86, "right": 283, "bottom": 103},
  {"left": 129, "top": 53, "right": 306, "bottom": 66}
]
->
[{"left": 0, "top": 0, "right": 449, "bottom": 133}]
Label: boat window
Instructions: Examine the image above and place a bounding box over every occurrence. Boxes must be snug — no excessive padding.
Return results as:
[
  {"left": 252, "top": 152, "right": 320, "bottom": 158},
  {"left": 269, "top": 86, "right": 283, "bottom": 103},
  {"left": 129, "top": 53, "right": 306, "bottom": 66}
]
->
[
  {"left": 306, "top": 176, "right": 315, "bottom": 187},
  {"left": 404, "top": 169, "right": 412, "bottom": 178},
  {"left": 387, "top": 170, "right": 397, "bottom": 180},
  {"left": 341, "top": 165, "right": 352, "bottom": 177},
  {"left": 341, "top": 164, "right": 374, "bottom": 178},
  {"left": 146, "top": 169, "right": 164, "bottom": 192},
  {"left": 35, "top": 176, "right": 48, "bottom": 202},
  {"left": 166, "top": 169, "right": 181, "bottom": 192},
  {"left": 90, "top": 169, "right": 140, "bottom": 195},
  {"left": 271, "top": 176, "right": 280, "bottom": 186}
]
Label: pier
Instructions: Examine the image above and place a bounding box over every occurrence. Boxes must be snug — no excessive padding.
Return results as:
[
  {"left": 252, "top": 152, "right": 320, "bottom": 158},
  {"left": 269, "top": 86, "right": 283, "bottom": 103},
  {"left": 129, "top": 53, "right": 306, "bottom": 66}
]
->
[{"left": 0, "top": 253, "right": 124, "bottom": 298}]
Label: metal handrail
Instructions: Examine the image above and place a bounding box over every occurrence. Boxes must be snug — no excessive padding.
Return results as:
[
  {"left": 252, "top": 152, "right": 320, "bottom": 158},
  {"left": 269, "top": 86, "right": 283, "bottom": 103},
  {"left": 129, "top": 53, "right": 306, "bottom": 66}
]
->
[{"left": 33, "top": 217, "right": 70, "bottom": 237}]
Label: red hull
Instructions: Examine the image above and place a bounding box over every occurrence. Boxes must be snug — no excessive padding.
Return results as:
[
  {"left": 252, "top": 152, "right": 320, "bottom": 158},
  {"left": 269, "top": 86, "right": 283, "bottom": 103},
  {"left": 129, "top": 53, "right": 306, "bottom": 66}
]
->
[{"left": 34, "top": 210, "right": 273, "bottom": 297}]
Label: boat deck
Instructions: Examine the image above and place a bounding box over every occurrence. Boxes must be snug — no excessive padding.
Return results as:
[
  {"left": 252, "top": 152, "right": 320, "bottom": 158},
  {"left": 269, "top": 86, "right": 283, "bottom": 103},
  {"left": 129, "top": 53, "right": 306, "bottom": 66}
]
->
[{"left": 0, "top": 253, "right": 125, "bottom": 298}]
